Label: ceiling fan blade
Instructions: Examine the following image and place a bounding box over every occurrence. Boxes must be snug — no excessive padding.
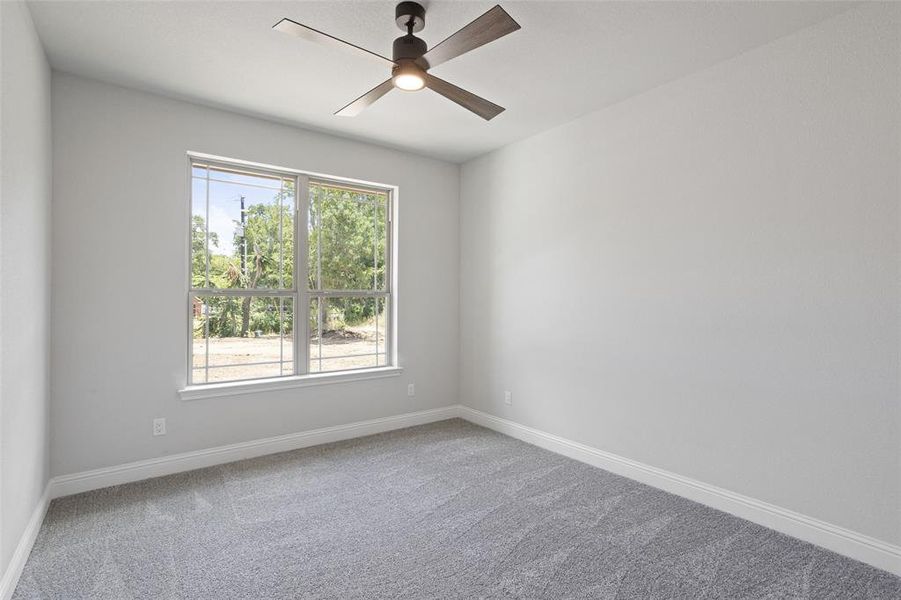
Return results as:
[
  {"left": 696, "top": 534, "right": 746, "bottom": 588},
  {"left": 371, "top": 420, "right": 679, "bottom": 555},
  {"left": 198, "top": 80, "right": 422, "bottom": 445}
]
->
[
  {"left": 425, "top": 74, "right": 504, "bottom": 121},
  {"left": 416, "top": 5, "right": 520, "bottom": 70},
  {"left": 273, "top": 18, "right": 396, "bottom": 68},
  {"left": 335, "top": 80, "right": 395, "bottom": 117}
]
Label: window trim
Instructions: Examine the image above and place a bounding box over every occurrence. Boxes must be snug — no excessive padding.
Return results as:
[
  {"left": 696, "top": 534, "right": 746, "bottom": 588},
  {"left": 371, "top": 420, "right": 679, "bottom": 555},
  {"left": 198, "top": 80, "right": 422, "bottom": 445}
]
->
[
  {"left": 178, "top": 366, "right": 404, "bottom": 401},
  {"left": 182, "top": 152, "right": 398, "bottom": 395}
]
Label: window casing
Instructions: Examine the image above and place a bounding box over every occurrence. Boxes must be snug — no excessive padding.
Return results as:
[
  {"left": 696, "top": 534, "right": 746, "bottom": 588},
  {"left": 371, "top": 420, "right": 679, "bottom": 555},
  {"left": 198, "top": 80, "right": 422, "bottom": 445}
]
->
[{"left": 188, "top": 156, "right": 393, "bottom": 386}]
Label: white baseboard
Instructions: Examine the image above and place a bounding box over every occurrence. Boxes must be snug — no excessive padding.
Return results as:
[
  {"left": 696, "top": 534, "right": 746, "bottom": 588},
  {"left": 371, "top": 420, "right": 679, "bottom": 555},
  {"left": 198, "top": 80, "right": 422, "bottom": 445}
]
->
[
  {"left": 14, "top": 403, "right": 898, "bottom": 596},
  {"left": 458, "top": 406, "right": 901, "bottom": 577},
  {"left": 0, "top": 483, "right": 51, "bottom": 600},
  {"left": 50, "top": 405, "right": 460, "bottom": 499}
]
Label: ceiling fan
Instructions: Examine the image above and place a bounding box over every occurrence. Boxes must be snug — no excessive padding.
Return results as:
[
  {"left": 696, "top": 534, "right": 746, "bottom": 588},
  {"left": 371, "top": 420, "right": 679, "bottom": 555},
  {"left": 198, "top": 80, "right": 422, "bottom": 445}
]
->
[{"left": 273, "top": 2, "right": 521, "bottom": 121}]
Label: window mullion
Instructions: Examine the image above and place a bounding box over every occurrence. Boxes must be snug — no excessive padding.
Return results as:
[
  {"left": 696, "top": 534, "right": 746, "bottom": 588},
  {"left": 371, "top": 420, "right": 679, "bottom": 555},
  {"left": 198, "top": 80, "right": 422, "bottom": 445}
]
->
[
  {"left": 296, "top": 175, "right": 310, "bottom": 376},
  {"left": 187, "top": 289, "right": 295, "bottom": 297},
  {"left": 306, "top": 290, "right": 390, "bottom": 298},
  {"left": 373, "top": 199, "right": 379, "bottom": 361},
  {"left": 204, "top": 165, "right": 210, "bottom": 382},
  {"left": 315, "top": 186, "right": 323, "bottom": 373},
  {"left": 387, "top": 191, "right": 393, "bottom": 366}
]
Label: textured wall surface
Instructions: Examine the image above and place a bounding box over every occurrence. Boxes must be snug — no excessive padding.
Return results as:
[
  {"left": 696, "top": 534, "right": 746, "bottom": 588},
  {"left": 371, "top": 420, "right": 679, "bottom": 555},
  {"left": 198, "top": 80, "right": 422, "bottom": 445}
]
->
[
  {"left": 50, "top": 74, "right": 459, "bottom": 476},
  {"left": 0, "top": 0, "right": 52, "bottom": 573},
  {"left": 460, "top": 5, "right": 901, "bottom": 545}
]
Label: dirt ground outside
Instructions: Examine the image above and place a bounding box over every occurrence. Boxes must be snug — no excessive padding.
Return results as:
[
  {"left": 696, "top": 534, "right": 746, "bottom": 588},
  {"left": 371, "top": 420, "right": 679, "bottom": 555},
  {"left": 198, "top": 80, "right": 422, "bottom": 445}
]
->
[{"left": 192, "top": 321, "right": 387, "bottom": 383}]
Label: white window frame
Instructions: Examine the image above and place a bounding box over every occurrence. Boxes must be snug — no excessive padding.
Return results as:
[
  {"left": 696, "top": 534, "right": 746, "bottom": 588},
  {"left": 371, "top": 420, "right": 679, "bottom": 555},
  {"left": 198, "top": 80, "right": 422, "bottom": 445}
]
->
[{"left": 180, "top": 153, "right": 400, "bottom": 400}]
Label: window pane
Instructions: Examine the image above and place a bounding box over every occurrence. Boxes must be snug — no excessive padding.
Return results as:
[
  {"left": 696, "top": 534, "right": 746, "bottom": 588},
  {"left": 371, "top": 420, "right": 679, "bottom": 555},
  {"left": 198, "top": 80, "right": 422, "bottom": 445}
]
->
[
  {"left": 375, "top": 296, "right": 388, "bottom": 361},
  {"left": 317, "top": 356, "right": 379, "bottom": 372},
  {"left": 309, "top": 296, "right": 321, "bottom": 366},
  {"left": 308, "top": 183, "right": 387, "bottom": 291},
  {"left": 207, "top": 167, "right": 284, "bottom": 190},
  {"left": 307, "top": 200, "right": 318, "bottom": 290},
  {"left": 193, "top": 167, "right": 294, "bottom": 291},
  {"left": 191, "top": 295, "right": 294, "bottom": 384},
  {"left": 191, "top": 296, "right": 208, "bottom": 383},
  {"left": 191, "top": 177, "right": 209, "bottom": 288},
  {"left": 375, "top": 201, "right": 388, "bottom": 291},
  {"left": 282, "top": 182, "right": 295, "bottom": 289},
  {"left": 281, "top": 298, "right": 295, "bottom": 370},
  {"left": 308, "top": 296, "right": 386, "bottom": 373}
]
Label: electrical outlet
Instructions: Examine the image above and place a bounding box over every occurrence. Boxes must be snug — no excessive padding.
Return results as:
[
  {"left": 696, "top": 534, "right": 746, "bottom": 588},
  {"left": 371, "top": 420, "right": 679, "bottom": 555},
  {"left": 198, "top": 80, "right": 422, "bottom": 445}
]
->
[
  {"left": 153, "top": 418, "right": 167, "bottom": 436},
  {"left": 504, "top": 390, "right": 512, "bottom": 406},
  {"left": 407, "top": 383, "right": 415, "bottom": 397}
]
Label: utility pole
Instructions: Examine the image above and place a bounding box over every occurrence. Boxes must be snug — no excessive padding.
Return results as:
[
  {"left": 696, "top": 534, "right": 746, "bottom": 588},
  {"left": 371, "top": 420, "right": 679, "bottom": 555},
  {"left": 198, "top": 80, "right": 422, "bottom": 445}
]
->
[
  {"left": 238, "top": 194, "right": 251, "bottom": 338},
  {"left": 239, "top": 195, "right": 247, "bottom": 279}
]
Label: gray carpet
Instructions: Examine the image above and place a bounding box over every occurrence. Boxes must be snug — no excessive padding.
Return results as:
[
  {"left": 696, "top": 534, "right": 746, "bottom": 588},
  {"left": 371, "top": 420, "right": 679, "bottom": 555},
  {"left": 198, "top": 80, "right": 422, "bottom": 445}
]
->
[{"left": 13, "top": 419, "right": 901, "bottom": 599}]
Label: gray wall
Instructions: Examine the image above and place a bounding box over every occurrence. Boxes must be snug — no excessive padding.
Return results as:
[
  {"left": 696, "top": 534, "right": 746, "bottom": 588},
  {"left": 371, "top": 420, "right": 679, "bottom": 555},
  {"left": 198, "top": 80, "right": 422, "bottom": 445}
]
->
[
  {"left": 0, "top": 0, "right": 52, "bottom": 573},
  {"left": 50, "top": 74, "right": 459, "bottom": 476},
  {"left": 460, "top": 5, "right": 900, "bottom": 545}
]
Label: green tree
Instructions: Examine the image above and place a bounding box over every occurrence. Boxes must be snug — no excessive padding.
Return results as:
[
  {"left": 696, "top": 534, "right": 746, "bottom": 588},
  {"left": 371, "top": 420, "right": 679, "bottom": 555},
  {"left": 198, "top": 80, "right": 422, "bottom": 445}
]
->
[
  {"left": 194, "top": 183, "right": 386, "bottom": 339},
  {"left": 309, "top": 185, "right": 386, "bottom": 328},
  {"left": 191, "top": 215, "right": 219, "bottom": 288},
  {"left": 234, "top": 201, "right": 294, "bottom": 336},
  {"left": 192, "top": 196, "right": 294, "bottom": 338}
]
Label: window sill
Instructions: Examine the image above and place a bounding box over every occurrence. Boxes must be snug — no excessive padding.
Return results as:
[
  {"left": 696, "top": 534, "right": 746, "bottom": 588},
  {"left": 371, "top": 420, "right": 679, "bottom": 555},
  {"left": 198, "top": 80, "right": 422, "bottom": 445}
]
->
[{"left": 178, "top": 366, "right": 404, "bottom": 401}]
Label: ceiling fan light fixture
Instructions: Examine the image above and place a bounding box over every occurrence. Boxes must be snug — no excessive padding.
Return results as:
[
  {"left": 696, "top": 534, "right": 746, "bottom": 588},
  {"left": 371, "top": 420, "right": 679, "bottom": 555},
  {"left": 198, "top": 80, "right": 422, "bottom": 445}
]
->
[
  {"left": 392, "top": 62, "right": 425, "bottom": 91},
  {"left": 393, "top": 73, "right": 425, "bottom": 91}
]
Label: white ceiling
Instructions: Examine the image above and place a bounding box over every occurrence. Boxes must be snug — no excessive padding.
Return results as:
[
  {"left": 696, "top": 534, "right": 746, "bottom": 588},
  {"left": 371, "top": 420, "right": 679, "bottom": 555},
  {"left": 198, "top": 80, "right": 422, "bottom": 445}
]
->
[{"left": 28, "top": 1, "right": 852, "bottom": 162}]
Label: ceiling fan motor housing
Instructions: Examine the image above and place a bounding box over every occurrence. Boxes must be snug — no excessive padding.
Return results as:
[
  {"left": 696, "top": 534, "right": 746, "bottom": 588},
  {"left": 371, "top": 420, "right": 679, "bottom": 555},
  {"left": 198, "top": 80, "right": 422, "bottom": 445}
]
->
[{"left": 393, "top": 34, "right": 427, "bottom": 62}]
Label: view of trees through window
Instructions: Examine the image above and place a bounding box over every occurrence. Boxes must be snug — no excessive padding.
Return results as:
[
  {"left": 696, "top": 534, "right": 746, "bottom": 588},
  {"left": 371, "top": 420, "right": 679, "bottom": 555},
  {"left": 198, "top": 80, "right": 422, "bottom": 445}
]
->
[{"left": 190, "top": 161, "right": 389, "bottom": 384}]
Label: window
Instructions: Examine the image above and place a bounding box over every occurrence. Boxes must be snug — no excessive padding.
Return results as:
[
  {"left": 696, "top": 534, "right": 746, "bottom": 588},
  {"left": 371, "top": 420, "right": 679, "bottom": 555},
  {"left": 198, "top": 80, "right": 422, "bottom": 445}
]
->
[{"left": 189, "top": 157, "right": 393, "bottom": 386}]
